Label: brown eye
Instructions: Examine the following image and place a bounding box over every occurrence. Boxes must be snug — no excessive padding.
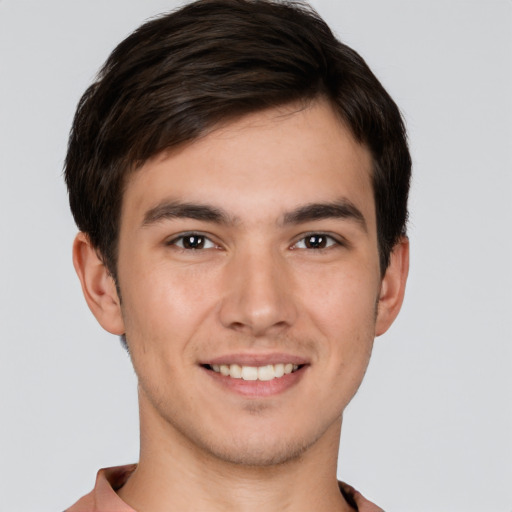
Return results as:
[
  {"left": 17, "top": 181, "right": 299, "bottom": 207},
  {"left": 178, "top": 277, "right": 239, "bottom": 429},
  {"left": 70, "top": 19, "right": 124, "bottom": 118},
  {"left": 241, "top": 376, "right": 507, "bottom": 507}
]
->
[
  {"left": 304, "top": 234, "right": 328, "bottom": 249},
  {"left": 171, "top": 234, "right": 216, "bottom": 250},
  {"left": 293, "top": 234, "right": 338, "bottom": 250},
  {"left": 182, "top": 235, "right": 205, "bottom": 249}
]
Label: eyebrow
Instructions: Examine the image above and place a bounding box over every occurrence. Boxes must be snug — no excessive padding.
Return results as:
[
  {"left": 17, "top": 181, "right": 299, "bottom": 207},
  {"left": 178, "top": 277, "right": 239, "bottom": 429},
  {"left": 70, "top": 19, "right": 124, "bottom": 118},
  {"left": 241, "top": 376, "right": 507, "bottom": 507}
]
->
[
  {"left": 142, "top": 201, "right": 236, "bottom": 227},
  {"left": 282, "top": 200, "right": 367, "bottom": 231},
  {"left": 142, "top": 199, "right": 367, "bottom": 231}
]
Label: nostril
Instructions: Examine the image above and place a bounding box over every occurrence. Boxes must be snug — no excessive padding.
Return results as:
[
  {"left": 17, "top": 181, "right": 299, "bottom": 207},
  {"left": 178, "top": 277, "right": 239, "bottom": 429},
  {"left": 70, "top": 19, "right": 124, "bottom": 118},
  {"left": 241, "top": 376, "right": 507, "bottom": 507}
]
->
[{"left": 229, "top": 321, "right": 248, "bottom": 332}]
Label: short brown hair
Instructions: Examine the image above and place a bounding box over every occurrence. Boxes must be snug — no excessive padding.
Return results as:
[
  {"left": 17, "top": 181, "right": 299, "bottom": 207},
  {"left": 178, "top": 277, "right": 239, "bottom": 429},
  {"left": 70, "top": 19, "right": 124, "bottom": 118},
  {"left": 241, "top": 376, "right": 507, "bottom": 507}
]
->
[{"left": 65, "top": 0, "right": 411, "bottom": 278}]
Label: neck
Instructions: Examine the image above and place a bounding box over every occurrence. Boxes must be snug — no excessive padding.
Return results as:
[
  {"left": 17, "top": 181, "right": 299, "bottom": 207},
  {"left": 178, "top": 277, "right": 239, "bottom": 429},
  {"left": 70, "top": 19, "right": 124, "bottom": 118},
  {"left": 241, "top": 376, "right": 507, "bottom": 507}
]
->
[{"left": 118, "top": 393, "right": 353, "bottom": 512}]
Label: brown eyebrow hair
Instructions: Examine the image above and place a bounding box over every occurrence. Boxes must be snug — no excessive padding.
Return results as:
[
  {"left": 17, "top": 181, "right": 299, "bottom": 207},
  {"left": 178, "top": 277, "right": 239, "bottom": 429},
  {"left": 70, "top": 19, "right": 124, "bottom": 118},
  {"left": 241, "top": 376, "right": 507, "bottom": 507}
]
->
[
  {"left": 142, "top": 199, "right": 367, "bottom": 231},
  {"left": 282, "top": 200, "right": 367, "bottom": 231},
  {"left": 142, "top": 201, "right": 237, "bottom": 226}
]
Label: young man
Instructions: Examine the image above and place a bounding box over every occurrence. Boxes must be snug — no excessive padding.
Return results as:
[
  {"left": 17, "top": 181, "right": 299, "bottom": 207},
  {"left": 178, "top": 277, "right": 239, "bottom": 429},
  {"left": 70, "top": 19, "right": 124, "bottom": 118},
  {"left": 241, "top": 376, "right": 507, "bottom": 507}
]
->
[{"left": 65, "top": 1, "right": 410, "bottom": 510}]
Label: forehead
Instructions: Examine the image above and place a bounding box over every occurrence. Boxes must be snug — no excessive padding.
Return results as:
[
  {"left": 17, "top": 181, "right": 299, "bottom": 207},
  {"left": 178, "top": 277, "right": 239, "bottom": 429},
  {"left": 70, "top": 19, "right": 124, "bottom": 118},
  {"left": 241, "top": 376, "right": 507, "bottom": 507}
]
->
[{"left": 121, "top": 100, "right": 375, "bottom": 230}]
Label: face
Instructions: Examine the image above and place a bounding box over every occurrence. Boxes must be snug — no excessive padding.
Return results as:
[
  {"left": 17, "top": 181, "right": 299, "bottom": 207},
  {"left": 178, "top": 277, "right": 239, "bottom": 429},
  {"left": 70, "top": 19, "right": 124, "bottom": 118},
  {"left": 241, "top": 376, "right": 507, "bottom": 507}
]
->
[{"left": 86, "top": 101, "right": 406, "bottom": 467}]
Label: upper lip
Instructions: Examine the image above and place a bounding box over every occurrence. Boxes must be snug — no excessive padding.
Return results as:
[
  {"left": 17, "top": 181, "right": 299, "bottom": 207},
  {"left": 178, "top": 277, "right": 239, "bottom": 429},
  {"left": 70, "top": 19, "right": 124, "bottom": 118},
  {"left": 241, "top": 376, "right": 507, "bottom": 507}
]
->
[{"left": 202, "top": 353, "right": 309, "bottom": 366}]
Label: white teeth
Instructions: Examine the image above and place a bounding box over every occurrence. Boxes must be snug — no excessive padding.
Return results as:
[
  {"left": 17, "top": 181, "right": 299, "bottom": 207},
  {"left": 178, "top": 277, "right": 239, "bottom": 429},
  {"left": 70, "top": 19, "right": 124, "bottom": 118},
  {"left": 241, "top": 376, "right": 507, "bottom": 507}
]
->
[
  {"left": 230, "top": 364, "right": 242, "bottom": 378},
  {"left": 241, "top": 366, "right": 258, "bottom": 380},
  {"left": 257, "top": 365, "right": 275, "bottom": 381},
  {"left": 274, "top": 363, "right": 285, "bottom": 378},
  {"left": 209, "top": 363, "right": 301, "bottom": 381}
]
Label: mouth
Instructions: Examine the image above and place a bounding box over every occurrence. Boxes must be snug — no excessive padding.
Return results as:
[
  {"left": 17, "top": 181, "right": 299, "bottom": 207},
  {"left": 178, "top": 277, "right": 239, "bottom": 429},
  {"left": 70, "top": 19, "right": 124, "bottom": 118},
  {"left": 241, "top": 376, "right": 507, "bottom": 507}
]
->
[
  {"left": 203, "top": 363, "right": 303, "bottom": 382},
  {"left": 200, "top": 354, "right": 309, "bottom": 397}
]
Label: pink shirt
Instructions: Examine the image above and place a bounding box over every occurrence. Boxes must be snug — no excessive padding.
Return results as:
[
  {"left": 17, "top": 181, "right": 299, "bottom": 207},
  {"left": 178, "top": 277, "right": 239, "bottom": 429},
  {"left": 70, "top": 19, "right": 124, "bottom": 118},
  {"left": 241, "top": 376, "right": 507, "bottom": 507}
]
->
[{"left": 66, "top": 465, "right": 384, "bottom": 512}]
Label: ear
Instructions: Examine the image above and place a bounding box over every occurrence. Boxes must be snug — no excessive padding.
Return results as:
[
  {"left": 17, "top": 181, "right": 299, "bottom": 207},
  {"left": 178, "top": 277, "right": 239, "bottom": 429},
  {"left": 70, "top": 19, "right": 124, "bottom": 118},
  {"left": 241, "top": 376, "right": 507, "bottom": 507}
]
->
[
  {"left": 375, "top": 237, "right": 409, "bottom": 336},
  {"left": 72, "top": 232, "right": 125, "bottom": 335}
]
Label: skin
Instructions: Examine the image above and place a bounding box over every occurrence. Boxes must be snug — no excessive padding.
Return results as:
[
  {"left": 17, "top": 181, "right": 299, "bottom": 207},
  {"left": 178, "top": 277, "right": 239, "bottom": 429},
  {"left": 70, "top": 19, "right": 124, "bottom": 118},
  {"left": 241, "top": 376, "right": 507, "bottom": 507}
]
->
[{"left": 73, "top": 100, "right": 409, "bottom": 512}]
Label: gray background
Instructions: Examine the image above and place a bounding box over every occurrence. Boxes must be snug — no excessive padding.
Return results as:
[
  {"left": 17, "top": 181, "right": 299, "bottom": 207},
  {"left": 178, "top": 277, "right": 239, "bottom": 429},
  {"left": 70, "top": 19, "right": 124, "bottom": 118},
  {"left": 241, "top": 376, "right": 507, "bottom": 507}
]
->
[{"left": 1, "top": 1, "right": 510, "bottom": 510}]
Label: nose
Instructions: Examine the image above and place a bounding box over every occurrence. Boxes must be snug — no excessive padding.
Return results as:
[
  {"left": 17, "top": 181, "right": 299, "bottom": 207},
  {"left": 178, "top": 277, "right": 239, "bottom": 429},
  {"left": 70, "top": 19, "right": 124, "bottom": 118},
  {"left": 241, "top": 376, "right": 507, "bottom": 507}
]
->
[{"left": 218, "top": 247, "right": 298, "bottom": 337}]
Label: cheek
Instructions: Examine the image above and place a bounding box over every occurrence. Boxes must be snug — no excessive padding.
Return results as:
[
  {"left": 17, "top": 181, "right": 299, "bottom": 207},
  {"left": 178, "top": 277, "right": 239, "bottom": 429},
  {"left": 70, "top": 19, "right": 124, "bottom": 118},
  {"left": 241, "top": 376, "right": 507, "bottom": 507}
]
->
[
  {"left": 298, "top": 263, "right": 379, "bottom": 369},
  {"left": 299, "top": 261, "right": 380, "bottom": 328},
  {"left": 119, "top": 262, "right": 219, "bottom": 354}
]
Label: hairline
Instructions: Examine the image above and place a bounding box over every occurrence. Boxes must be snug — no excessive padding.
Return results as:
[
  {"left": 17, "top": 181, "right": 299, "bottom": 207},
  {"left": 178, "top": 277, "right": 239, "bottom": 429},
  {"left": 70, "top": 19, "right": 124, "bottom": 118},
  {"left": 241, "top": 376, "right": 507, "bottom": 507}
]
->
[{"left": 105, "top": 95, "right": 387, "bottom": 282}]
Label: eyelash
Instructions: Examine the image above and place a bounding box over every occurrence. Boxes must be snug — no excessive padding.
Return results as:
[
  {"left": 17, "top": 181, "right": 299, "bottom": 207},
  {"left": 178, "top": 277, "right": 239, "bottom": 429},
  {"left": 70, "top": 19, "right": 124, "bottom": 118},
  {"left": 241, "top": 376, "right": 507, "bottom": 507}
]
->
[
  {"left": 166, "top": 232, "right": 344, "bottom": 251},
  {"left": 291, "top": 233, "right": 342, "bottom": 251},
  {"left": 166, "top": 232, "right": 218, "bottom": 250}
]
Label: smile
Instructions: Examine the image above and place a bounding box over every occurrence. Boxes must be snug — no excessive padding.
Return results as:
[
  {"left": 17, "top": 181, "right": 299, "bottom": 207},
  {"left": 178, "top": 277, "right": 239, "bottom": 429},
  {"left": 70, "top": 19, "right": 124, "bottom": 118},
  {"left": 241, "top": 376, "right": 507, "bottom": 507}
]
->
[{"left": 206, "top": 363, "right": 301, "bottom": 381}]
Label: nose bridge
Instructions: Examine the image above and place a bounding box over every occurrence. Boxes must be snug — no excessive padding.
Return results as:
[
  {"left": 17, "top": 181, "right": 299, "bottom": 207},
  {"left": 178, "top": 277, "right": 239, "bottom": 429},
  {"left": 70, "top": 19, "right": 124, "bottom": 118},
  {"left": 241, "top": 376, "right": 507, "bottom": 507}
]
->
[{"left": 219, "top": 242, "right": 296, "bottom": 335}]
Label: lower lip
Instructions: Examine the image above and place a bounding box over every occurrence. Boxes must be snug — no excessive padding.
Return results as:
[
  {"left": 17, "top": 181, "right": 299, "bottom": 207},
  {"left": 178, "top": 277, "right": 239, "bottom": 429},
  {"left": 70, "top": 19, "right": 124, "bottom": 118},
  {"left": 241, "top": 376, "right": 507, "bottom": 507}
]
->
[{"left": 203, "top": 366, "right": 308, "bottom": 397}]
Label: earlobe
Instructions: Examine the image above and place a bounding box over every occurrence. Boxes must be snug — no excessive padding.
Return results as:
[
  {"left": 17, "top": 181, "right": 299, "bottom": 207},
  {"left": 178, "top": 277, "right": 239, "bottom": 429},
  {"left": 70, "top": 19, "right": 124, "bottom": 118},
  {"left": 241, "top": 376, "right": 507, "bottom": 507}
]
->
[
  {"left": 72, "top": 232, "right": 125, "bottom": 335},
  {"left": 375, "top": 237, "right": 409, "bottom": 336}
]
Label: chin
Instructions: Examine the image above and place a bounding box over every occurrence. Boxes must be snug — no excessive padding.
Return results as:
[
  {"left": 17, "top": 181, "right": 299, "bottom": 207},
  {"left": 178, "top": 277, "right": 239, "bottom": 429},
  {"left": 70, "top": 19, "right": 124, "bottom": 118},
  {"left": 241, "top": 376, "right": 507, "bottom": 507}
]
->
[
  {"left": 186, "top": 412, "right": 341, "bottom": 468},
  {"left": 202, "top": 434, "right": 313, "bottom": 467}
]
